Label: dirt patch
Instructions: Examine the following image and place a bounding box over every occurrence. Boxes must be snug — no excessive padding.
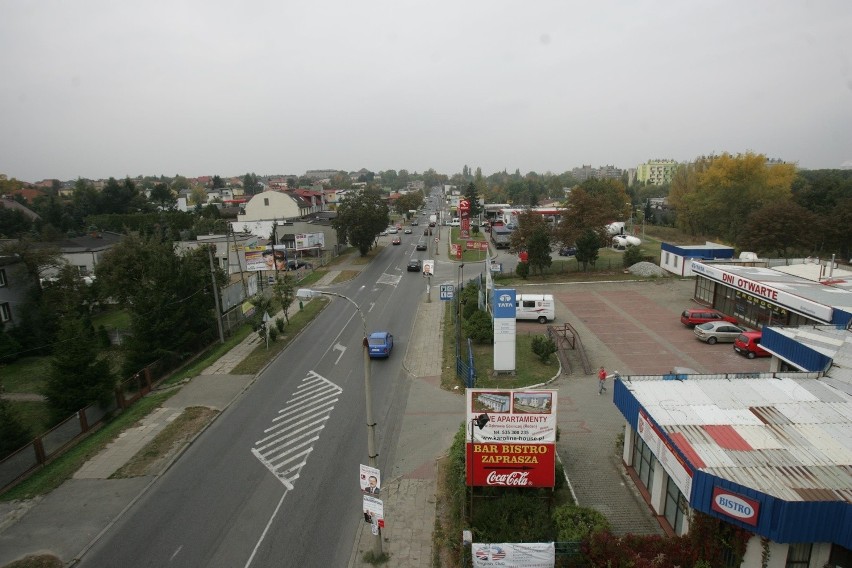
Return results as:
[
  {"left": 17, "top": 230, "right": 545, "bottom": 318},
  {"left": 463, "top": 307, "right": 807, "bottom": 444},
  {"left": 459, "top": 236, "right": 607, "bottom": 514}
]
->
[
  {"left": 432, "top": 456, "right": 461, "bottom": 568},
  {"left": 332, "top": 269, "right": 361, "bottom": 284},
  {"left": 110, "top": 406, "right": 218, "bottom": 478}
]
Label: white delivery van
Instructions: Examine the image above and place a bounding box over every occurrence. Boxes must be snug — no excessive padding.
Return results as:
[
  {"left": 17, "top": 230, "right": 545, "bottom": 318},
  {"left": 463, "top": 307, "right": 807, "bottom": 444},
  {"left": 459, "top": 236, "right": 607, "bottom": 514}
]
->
[{"left": 515, "top": 294, "right": 555, "bottom": 323}]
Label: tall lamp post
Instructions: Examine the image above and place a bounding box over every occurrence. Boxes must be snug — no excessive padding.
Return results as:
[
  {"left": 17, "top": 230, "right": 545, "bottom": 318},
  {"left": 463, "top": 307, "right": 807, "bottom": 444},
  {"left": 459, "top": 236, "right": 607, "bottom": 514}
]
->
[{"left": 295, "top": 288, "right": 382, "bottom": 557}]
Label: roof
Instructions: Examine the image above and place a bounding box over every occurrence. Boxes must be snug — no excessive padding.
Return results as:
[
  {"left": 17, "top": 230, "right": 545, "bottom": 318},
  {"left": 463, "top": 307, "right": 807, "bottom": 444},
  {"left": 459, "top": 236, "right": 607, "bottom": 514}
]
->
[{"left": 615, "top": 372, "right": 852, "bottom": 545}]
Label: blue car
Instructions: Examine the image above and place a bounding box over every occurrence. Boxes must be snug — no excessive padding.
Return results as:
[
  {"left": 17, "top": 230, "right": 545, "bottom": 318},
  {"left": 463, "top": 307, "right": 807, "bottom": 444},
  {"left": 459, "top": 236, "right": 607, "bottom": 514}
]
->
[{"left": 368, "top": 331, "right": 394, "bottom": 359}]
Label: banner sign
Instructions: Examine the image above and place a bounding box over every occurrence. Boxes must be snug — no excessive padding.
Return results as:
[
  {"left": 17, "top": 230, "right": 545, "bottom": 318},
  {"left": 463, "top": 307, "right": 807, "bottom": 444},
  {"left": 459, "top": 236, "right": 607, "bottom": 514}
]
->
[
  {"left": 471, "top": 542, "right": 555, "bottom": 568},
  {"left": 466, "top": 442, "right": 555, "bottom": 487},
  {"left": 466, "top": 389, "right": 557, "bottom": 443},
  {"left": 295, "top": 232, "right": 325, "bottom": 250},
  {"left": 451, "top": 243, "right": 462, "bottom": 259},
  {"left": 637, "top": 409, "right": 693, "bottom": 500},
  {"left": 245, "top": 245, "right": 288, "bottom": 272},
  {"left": 466, "top": 240, "right": 489, "bottom": 251},
  {"left": 690, "top": 262, "right": 832, "bottom": 321}
]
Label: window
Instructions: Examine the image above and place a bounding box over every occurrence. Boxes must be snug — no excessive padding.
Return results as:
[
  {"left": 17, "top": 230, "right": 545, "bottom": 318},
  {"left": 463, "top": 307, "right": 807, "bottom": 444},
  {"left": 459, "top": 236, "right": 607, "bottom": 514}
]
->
[
  {"left": 0, "top": 268, "right": 6, "bottom": 287},
  {"left": 264, "top": 198, "right": 270, "bottom": 206},
  {"left": 77, "top": 266, "right": 88, "bottom": 276},
  {"left": 0, "top": 302, "right": 10, "bottom": 323},
  {"left": 785, "top": 543, "right": 812, "bottom": 568},
  {"left": 632, "top": 435, "right": 655, "bottom": 491},
  {"left": 663, "top": 476, "right": 686, "bottom": 533}
]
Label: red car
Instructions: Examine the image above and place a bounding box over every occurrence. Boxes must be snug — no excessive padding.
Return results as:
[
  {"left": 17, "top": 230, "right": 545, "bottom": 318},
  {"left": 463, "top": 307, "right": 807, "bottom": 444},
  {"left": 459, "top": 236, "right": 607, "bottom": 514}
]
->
[
  {"left": 734, "top": 331, "right": 769, "bottom": 359},
  {"left": 392, "top": 237, "right": 401, "bottom": 245},
  {"left": 680, "top": 308, "right": 737, "bottom": 327}
]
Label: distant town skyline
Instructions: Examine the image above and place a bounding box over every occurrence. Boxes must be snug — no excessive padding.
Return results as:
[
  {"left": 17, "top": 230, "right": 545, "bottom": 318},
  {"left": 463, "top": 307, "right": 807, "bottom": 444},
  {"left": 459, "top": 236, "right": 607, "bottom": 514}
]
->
[{"left": 2, "top": 1, "right": 850, "bottom": 183}]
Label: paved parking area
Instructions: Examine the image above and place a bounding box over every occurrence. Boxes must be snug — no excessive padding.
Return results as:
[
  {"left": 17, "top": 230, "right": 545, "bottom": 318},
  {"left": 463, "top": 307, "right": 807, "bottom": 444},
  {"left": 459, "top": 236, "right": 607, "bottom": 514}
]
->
[{"left": 516, "top": 279, "right": 769, "bottom": 376}]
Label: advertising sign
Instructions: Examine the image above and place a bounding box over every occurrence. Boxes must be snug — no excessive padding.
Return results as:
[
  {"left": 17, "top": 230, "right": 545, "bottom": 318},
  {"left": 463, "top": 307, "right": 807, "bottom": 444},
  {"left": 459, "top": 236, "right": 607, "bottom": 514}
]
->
[
  {"left": 295, "top": 232, "right": 325, "bottom": 251},
  {"left": 466, "top": 389, "right": 556, "bottom": 443},
  {"left": 459, "top": 198, "right": 471, "bottom": 239},
  {"left": 690, "top": 262, "right": 832, "bottom": 321},
  {"left": 359, "top": 464, "right": 381, "bottom": 495},
  {"left": 637, "top": 410, "right": 693, "bottom": 499},
  {"left": 362, "top": 494, "right": 384, "bottom": 523},
  {"left": 466, "top": 442, "right": 555, "bottom": 487},
  {"left": 466, "top": 240, "right": 489, "bottom": 251},
  {"left": 422, "top": 260, "right": 435, "bottom": 276},
  {"left": 493, "top": 289, "right": 516, "bottom": 372},
  {"left": 711, "top": 486, "right": 760, "bottom": 526},
  {"left": 451, "top": 243, "right": 462, "bottom": 259},
  {"left": 472, "top": 542, "right": 554, "bottom": 568},
  {"left": 245, "top": 245, "right": 288, "bottom": 272}
]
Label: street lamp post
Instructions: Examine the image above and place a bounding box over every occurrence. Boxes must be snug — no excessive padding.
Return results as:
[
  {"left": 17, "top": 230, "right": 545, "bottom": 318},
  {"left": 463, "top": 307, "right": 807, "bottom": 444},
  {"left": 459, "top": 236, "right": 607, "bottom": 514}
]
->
[{"left": 295, "top": 288, "right": 382, "bottom": 558}]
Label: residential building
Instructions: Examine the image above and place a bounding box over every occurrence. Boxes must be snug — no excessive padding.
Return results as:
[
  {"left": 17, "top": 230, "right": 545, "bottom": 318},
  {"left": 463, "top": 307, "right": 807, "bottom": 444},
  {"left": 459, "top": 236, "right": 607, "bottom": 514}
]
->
[
  {"left": 0, "top": 254, "right": 31, "bottom": 329},
  {"left": 636, "top": 159, "right": 680, "bottom": 185}
]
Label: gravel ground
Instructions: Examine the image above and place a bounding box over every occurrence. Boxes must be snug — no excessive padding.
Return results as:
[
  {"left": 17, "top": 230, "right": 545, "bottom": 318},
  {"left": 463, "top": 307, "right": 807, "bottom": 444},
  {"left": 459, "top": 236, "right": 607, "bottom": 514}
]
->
[{"left": 627, "top": 261, "right": 669, "bottom": 277}]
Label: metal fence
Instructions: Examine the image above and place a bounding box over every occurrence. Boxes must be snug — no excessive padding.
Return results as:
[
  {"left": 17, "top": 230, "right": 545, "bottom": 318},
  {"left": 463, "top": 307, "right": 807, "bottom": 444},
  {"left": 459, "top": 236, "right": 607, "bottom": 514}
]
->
[
  {"left": 0, "top": 359, "right": 171, "bottom": 494},
  {"left": 454, "top": 285, "right": 477, "bottom": 388}
]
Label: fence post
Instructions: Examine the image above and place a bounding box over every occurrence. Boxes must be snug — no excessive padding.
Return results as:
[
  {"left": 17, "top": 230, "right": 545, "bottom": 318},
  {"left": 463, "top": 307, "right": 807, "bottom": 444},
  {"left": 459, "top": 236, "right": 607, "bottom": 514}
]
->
[
  {"left": 78, "top": 409, "right": 89, "bottom": 432},
  {"left": 33, "top": 437, "right": 46, "bottom": 465}
]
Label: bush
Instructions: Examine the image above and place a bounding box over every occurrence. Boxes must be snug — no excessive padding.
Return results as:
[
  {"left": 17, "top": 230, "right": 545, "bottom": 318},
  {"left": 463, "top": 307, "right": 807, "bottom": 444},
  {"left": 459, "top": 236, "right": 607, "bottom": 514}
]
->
[
  {"left": 463, "top": 309, "right": 493, "bottom": 344},
  {"left": 622, "top": 245, "right": 644, "bottom": 268},
  {"left": 515, "top": 261, "right": 530, "bottom": 279},
  {"left": 275, "top": 318, "right": 285, "bottom": 332},
  {"left": 530, "top": 335, "right": 556, "bottom": 363},
  {"left": 268, "top": 327, "right": 279, "bottom": 342},
  {"left": 553, "top": 505, "right": 611, "bottom": 541}
]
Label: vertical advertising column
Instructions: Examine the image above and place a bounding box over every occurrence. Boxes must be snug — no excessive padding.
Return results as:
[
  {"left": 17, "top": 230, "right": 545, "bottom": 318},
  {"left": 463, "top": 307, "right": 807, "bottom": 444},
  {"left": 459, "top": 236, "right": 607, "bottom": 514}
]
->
[
  {"left": 459, "top": 198, "right": 470, "bottom": 239},
  {"left": 492, "top": 288, "right": 516, "bottom": 372}
]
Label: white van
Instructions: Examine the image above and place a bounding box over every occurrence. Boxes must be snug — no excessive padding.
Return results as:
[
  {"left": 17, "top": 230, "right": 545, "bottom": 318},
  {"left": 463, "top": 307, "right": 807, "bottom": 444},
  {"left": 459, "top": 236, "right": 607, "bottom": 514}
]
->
[{"left": 515, "top": 294, "right": 555, "bottom": 323}]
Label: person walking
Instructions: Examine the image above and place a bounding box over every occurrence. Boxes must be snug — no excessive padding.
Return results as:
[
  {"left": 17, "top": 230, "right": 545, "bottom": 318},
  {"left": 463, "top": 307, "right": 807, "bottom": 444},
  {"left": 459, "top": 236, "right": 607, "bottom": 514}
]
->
[{"left": 598, "top": 366, "right": 607, "bottom": 395}]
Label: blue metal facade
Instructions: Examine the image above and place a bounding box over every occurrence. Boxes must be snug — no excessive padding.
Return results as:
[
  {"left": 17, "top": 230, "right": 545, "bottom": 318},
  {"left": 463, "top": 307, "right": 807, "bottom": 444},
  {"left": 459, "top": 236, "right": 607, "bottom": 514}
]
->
[
  {"left": 661, "top": 242, "right": 734, "bottom": 259},
  {"left": 613, "top": 378, "right": 852, "bottom": 549},
  {"left": 761, "top": 328, "right": 833, "bottom": 371}
]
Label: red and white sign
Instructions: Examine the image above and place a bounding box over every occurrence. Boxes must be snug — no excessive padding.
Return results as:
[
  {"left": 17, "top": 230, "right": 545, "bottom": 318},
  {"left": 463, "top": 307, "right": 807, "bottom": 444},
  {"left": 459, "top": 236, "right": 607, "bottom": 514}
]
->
[
  {"left": 711, "top": 486, "right": 760, "bottom": 526},
  {"left": 472, "top": 542, "right": 554, "bottom": 567},
  {"left": 466, "top": 240, "right": 489, "bottom": 251},
  {"left": 460, "top": 198, "right": 471, "bottom": 238},
  {"left": 690, "top": 262, "right": 832, "bottom": 322},
  {"left": 637, "top": 410, "right": 693, "bottom": 499},
  {"left": 466, "top": 443, "right": 556, "bottom": 488}
]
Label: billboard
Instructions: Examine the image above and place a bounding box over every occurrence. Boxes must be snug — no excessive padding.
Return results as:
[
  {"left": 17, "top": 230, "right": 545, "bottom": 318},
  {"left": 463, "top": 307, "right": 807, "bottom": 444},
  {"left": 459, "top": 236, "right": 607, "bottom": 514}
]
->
[
  {"left": 459, "top": 198, "right": 471, "bottom": 239},
  {"left": 466, "top": 442, "right": 556, "bottom": 487},
  {"left": 466, "top": 389, "right": 557, "bottom": 443},
  {"left": 295, "top": 232, "right": 325, "bottom": 251},
  {"left": 471, "top": 542, "right": 554, "bottom": 568},
  {"left": 245, "top": 245, "right": 288, "bottom": 272}
]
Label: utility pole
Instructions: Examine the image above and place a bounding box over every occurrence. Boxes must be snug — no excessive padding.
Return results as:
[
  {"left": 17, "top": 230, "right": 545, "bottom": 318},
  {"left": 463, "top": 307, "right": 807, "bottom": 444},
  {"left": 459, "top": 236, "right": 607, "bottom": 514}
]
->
[{"left": 207, "top": 245, "right": 225, "bottom": 344}]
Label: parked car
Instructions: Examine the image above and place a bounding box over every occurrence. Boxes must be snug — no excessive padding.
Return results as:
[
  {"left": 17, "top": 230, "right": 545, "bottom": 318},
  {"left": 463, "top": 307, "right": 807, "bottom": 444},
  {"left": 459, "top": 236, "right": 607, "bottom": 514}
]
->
[
  {"left": 380, "top": 229, "right": 388, "bottom": 236},
  {"left": 680, "top": 308, "right": 738, "bottom": 327},
  {"left": 392, "top": 237, "right": 401, "bottom": 245},
  {"left": 694, "top": 321, "right": 745, "bottom": 344},
  {"left": 368, "top": 331, "right": 394, "bottom": 358},
  {"left": 287, "top": 259, "right": 312, "bottom": 270},
  {"left": 407, "top": 258, "right": 422, "bottom": 272},
  {"left": 734, "top": 331, "right": 769, "bottom": 359},
  {"left": 558, "top": 246, "right": 577, "bottom": 257}
]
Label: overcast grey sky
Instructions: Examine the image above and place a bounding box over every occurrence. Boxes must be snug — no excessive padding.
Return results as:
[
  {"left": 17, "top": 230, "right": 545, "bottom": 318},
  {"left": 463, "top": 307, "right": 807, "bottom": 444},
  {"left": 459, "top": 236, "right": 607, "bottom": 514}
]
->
[{"left": 2, "top": 0, "right": 851, "bottom": 183}]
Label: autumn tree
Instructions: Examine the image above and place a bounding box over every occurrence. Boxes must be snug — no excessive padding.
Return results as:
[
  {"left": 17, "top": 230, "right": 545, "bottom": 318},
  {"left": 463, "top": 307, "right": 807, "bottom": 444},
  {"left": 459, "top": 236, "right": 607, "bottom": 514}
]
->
[
  {"left": 555, "top": 179, "right": 630, "bottom": 248},
  {"left": 463, "top": 182, "right": 482, "bottom": 220},
  {"left": 740, "top": 202, "right": 818, "bottom": 258},
  {"left": 668, "top": 153, "right": 796, "bottom": 244},
  {"left": 331, "top": 189, "right": 390, "bottom": 256},
  {"left": 526, "top": 224, "right": 553, "bottom": 275},
  {"left": 509, "top": 211, "right": 548, "bottom": 253}
]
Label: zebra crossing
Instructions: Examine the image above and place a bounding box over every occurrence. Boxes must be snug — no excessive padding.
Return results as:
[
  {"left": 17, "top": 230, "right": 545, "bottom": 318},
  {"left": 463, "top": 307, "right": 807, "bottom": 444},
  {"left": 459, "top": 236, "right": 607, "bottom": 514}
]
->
[{"left": 251, "top": 371, "right": 342, "bottom": 490}]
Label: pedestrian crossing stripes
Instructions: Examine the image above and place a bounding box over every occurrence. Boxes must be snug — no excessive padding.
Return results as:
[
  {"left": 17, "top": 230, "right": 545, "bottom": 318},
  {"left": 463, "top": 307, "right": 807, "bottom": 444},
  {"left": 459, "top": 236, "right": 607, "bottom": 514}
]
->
[{"left": 251, "top": 371, "right": 341, "bottom": 490}]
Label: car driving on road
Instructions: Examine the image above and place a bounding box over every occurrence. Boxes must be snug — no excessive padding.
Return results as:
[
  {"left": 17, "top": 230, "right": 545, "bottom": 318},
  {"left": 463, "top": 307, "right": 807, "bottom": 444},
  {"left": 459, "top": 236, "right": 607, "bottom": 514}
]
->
[
  {"left": 368, "top": 331, "right": 394, "bottom": 358},
  {"left": 407, "top": 258, "right": 422, "bottom": 272}
]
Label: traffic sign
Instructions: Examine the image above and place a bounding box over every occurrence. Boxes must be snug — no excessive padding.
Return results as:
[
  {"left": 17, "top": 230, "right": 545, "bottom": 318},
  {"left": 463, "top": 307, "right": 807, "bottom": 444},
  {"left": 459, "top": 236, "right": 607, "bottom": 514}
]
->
[{"left": 440, "top": 284, "right": 455, "bottom": 300}]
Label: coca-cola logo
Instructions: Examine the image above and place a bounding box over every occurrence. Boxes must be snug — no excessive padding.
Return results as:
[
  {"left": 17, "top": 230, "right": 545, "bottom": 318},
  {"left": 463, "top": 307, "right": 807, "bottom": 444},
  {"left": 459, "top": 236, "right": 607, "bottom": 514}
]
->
[{"left": 486, "top": 471, "right": 531, "bottom": 486}]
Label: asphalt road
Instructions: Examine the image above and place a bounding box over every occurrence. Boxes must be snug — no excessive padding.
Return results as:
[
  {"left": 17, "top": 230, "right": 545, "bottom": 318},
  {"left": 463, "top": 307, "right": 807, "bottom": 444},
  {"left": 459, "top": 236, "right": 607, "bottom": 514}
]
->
[{"left": 76, "top": 232, "right": 427, "bottom": 568}]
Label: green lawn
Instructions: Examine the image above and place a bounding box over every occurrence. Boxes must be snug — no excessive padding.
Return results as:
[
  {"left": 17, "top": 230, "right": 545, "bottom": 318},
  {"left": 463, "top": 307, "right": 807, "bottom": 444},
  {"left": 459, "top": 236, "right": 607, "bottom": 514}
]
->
[
  {"left": 1, "top": 357, "right": 51, "bottom": 393},
  {"left": 91, "top": 308, "right": 131, "bottom": 331}
]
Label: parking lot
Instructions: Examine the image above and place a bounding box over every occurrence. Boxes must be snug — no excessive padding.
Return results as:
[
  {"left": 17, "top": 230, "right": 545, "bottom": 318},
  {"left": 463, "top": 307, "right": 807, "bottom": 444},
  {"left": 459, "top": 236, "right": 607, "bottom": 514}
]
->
[{"left": 515, "top": 278, "right": 770, "bottom": 376}]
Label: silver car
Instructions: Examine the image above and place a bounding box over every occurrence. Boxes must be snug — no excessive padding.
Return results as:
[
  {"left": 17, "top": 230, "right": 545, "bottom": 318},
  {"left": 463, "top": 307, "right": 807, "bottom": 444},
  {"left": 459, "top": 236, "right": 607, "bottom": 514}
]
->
[{"left": 694, "top": 321, "right": 745, "bottom": 344}]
